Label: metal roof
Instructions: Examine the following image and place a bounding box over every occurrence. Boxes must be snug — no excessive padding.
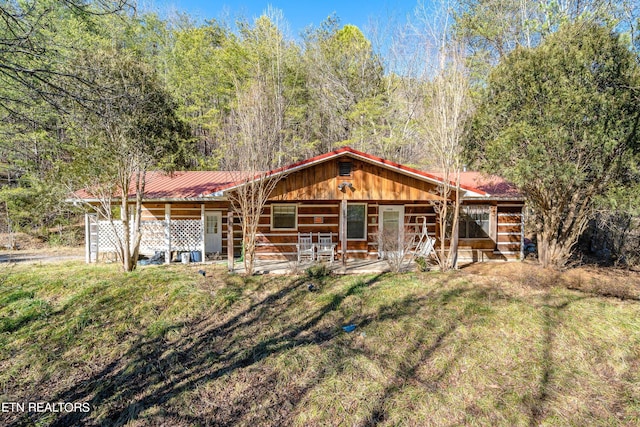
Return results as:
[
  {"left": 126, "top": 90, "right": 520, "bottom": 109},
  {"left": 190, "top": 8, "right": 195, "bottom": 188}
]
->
[
  {"left": 141, "top": 171, "right": 243, "bottom": 199},
  {"left": 73, "top": 148, "right": 522, "bottom": 201}
]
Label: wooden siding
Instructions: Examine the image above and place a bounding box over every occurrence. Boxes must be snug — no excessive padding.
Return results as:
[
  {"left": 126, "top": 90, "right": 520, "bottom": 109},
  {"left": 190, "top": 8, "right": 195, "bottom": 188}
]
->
[
  {"left": 140, "top": 203, "right": 165, "bottom": 221},
  {"left": 493, "top": 205, "right": 524, "bottom": 260},
  {"left": 253, "top": 201, "right": 439, "bottom": 260},
  {"left": 137, "top": 197, "right": 525, "bottom": 263},
  {"left": 252, "top": 200, "right": 527, "bottom": 262},
  {"left": 255, "top": 202, "right": 339, "bottom": 259},
  {"left": 268, "top": 158, "right": 444, "bottom": 201}
]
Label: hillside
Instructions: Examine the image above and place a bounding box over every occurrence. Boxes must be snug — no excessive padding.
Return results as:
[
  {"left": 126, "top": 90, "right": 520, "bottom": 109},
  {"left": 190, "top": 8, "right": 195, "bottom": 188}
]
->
[{"left": 1, "top": 262, "right": 639, "bottom": 426}]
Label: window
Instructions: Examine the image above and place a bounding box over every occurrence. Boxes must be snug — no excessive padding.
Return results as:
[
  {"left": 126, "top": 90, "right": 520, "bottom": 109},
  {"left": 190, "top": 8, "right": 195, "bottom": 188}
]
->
[
  {"left": 459, "top": 205, "right": 490, "bottom": 238},
  {"left": 272, "top": 205, "right": 297, "bottom": 229},
  {"left": 206, "top": 215, "right": 218, "bottom": 234},
  {"left": 339, "top": 162, "right": 353, "bottom": 176},
  {"left": 347, "top": 204, "right": 367, "bottom": 240}
]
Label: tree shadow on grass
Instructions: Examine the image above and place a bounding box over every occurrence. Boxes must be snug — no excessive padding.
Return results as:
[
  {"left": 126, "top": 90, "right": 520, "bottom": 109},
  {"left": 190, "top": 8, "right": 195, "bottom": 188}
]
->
[
  {"left": 528, "top": 292, "right": 591, "bottom": 427},
  {"left": 358, "top": 288, "right": 485, "bottom": 426},
  {"left": 13, "top": 274, "right": 386, "bottom": 426}
]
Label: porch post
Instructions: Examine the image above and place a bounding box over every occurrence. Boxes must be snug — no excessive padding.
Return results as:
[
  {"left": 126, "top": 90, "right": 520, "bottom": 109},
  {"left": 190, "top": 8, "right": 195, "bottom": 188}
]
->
[
  {"left": 520, "top": 206, "right": 525, "bottom": 261},
  {"left": 201, "top": 204, "right": 206, "bottom": 263},
  {"left": 227, "top": 210, "right": 234, "bottom": 272},
  {"left": 340, "top": 199, "right": 347, "bottom": 266},
  {"left": 84, "top": 213, "right": 90, "bottom": 264},
  {"left": 165, "top": 204, "right": 171, "bottom": 264}
]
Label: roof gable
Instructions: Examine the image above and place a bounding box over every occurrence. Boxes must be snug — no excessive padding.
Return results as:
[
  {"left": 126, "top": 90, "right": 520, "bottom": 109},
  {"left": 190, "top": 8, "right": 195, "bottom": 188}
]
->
[{"left": 214, "top": 147, "right": 488, "bottom": 197}]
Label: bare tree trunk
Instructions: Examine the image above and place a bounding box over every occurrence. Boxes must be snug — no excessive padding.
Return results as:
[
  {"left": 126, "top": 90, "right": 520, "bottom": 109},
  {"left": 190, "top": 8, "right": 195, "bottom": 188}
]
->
[{"left": 415, "top": 2, "right": 472, "bottom": 271}]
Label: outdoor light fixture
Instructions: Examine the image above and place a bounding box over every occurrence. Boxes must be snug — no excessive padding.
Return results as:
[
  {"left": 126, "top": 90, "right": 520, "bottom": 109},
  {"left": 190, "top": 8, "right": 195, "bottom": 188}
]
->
[{"left": 338, "top": 182, "right": 354, "bottom": 192}]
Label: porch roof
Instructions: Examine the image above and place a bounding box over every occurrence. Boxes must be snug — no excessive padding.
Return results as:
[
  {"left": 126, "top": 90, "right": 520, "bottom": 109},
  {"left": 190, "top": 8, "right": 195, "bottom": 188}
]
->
[{"left": 73, "top": 171, "right": 249, "bottom": 201}]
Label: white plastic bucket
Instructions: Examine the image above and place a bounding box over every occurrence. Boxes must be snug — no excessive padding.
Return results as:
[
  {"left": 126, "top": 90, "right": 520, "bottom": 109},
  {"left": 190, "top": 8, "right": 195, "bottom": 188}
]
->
[{"left": 181, "top": 252, "right": 190, "bottom": 264}]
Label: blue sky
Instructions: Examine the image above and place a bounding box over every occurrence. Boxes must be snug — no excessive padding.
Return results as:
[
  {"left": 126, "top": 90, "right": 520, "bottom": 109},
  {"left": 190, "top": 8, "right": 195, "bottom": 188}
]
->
[{"left": 151, "top": 0, "right": 420, "bottom": 36}]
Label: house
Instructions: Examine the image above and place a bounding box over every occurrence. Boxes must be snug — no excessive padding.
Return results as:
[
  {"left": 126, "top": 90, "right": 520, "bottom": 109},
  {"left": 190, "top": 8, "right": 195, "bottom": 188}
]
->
[{"left": 79, "top": 147, "right": 525, "bottom": 266}]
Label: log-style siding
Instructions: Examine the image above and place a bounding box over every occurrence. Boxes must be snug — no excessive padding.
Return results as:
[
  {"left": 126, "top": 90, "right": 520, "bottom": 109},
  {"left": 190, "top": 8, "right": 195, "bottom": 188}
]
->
[
  {"left": 494, "top": 205, "right": 525, "bottom": 260},
  {"left": 133, "top": 153, "right": 525, "bottom": 263},
  {"left": 138, "top": 199, "right": 524, "bottom": 262},
  {"left": 251, "top": 201, "right": 440, "bottom": 260}
]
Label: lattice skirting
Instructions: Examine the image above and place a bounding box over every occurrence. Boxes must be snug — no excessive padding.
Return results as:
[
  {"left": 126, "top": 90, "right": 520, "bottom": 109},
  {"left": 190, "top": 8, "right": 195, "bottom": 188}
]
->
[{"left": 92, "top": 219, "right": 203, "bottom": 255}]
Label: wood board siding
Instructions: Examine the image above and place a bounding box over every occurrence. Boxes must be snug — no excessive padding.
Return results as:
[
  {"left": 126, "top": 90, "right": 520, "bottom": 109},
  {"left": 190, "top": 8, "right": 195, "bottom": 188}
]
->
[
  {"left": 138, "top": 198, "right": 524, "bottom": 263},
  {"left": 255, "top": 202, "right": 339, "bottom": 259},
  {"left": 268, "top": 158, "right": 444, "bottom": 201},
  {"left": 253, "top": 201, "right": 439, "bottom": 260},
  {"left": 494, "top": 205, "right": 524, "bottom": 260}
]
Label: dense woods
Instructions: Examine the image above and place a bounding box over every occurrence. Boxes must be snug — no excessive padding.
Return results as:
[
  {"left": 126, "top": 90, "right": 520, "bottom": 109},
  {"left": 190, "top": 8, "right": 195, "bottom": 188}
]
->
[{"left": 1, "top": 0, "right": 639, "bottom": 268}]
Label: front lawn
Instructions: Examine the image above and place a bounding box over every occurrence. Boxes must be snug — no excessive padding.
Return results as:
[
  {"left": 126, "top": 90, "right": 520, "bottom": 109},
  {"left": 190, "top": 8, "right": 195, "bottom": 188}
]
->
[{"left": 0, "top": 261, "right": 638, "bottom": 426}]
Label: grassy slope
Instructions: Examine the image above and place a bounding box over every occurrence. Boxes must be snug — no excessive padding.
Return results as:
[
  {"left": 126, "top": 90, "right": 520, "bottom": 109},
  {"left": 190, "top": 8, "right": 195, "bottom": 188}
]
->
[{"left": 0, "top": 262, "right": 639, "bottom": 426}]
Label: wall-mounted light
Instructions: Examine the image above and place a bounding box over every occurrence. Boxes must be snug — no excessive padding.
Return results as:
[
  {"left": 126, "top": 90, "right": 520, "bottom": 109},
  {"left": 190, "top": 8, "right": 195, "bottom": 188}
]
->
[{"left": 338, "top": 182, "right": 354, "bottom": 192}]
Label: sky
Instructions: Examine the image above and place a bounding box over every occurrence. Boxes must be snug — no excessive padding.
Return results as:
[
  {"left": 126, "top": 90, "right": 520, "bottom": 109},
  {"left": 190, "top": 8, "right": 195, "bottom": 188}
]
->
[{"left": 151, "top": 0, "right": 421, "bottom": 36}]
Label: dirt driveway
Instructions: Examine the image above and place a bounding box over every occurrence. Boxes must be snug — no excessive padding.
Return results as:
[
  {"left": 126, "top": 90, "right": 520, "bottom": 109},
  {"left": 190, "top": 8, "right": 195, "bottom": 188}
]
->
[{"left": 0, "top": 248, "right": 84, "bottom": 264}]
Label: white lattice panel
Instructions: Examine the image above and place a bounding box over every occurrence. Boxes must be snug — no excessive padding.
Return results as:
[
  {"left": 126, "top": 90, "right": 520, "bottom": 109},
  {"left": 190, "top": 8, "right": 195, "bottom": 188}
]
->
[
  {"left": 97, "top": 220, "right": 125, "bottom": 253},
  {"left": 140, "top": 221, "right": 167, "bottom": 252},
  {"left": 171, "top": 220, "right": 203, "bottom": 251},
  {"left": 94, "top": 219, "right": 203, "bottom": 255}
]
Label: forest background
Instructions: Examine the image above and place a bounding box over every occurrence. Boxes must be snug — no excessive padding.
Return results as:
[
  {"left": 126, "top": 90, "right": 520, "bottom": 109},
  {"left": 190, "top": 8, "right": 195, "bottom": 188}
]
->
[{"left": 1, "top": 0, "right": 639, "bottom": 267}]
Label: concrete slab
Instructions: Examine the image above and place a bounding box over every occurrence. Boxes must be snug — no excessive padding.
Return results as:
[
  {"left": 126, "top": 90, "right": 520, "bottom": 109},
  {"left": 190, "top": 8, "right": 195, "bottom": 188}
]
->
[{"left": 232, "top": 258, "right": 413, "bottom": 275}]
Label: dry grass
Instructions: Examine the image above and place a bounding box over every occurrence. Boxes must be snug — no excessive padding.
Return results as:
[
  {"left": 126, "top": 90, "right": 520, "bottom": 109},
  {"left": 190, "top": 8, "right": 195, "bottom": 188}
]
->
[{"left": 0, "top": 261, "right": 639, "bottom": 426}]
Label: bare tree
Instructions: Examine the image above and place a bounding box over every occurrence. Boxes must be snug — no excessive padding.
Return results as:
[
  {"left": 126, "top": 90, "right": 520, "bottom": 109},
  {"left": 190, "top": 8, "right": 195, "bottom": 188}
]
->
[
  {"left": 224, "top": 79, "right": 287, "bottom": 275},
  {"left": 0, "top": 1, "right": 131, "bottom": 116},
  {"left": 416, "top": 0, "right": 474, "bottom": 271},
  {"left": 219, "top": 14, "right": 295, "bottom": 275},
  {"left": 379, "top": 225, "right": 422, "bottom": 273}
]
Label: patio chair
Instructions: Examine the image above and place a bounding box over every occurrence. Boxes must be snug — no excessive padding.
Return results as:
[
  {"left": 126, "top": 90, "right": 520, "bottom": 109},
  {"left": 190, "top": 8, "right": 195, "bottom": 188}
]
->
[
  {"left": 316, "top": 232, "right": 336, "bottom": 264},
  {"left": 411, "top": 216, "right": 435, "bottom": 258},
  {"left": 296, "top": 232, "right": 315, "bottom": 263},
  {"left": 414, "top": 235, "right": 435, "bottom": 257}
]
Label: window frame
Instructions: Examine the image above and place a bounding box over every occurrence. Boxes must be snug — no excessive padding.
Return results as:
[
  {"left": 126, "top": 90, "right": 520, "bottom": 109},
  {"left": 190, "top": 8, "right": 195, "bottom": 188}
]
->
[
  {"left": 346, "top": 203, "right": 368, "bottom": 241},
  {"left": 271, "top": 204, "right": 298, "bottom": 231},
  {"left": 458, "top": 205, "right": 491, "bottom": 239}
]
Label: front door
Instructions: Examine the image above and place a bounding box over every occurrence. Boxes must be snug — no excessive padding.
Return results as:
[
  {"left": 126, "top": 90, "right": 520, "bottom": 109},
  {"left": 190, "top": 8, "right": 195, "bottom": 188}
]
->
[
  {"left": 379, "top": 205, "right": 404, "bottom": 258},
  {"left": 204, "top": 211, "right": 222, "bottom": 254}
]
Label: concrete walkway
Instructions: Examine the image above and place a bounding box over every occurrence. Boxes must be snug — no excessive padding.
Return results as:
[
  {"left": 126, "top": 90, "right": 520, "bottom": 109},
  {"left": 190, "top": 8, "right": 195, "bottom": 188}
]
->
[{"left": 233, "top": 258, "right": 411, "bottom": 275}]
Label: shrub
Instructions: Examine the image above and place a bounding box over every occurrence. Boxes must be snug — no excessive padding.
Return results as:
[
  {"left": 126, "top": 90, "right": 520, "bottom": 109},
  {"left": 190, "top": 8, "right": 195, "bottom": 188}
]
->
[{"left": 305, "top": 263, "right": 331, "bottom": 279}]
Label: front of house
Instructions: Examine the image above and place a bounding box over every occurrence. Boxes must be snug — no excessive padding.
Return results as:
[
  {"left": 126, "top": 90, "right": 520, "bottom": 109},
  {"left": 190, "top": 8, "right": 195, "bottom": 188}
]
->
[{"left": 81, "top": 147, "right": 525, "bottom": 265}]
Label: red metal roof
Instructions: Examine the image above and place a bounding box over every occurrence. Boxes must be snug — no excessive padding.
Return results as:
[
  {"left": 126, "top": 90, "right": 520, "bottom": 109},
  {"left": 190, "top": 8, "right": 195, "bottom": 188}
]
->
[
  {"left": 431, "top": 171, "right": 522, "bottom": 199},
  {"left": 458, "top": 172, "right": 522, "bottom": 198},
  {"left": 74, "top": 171, "right": 247, "bottom": 200},
  {"left": 73, "top": 147, "right": 521, "bottom": 200},
  {"left": 142, "top": 171, "right": 245, "bottom": 199}
]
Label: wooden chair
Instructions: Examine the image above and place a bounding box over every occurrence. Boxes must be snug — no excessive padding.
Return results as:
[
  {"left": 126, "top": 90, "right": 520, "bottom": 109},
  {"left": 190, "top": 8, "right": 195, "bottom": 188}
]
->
[
  {"left": 296, "top": 232, "right": 315, "bottom": 263},
  {"left": 316, "top": 232, "right": 336, "bottom": 264}
]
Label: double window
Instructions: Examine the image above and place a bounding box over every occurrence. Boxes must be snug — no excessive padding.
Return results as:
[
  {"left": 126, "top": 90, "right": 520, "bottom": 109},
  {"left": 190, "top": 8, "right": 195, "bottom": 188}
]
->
[
  {"left": 458, "top": 205, "right": 491, "bottom": 238},
  {"left": 272, "top": 204, "right": 297, "bottom": 230}
]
